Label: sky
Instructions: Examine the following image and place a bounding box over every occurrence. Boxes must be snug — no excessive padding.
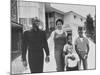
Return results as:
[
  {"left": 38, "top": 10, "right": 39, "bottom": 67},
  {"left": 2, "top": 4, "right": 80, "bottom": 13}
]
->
[
  {"left": 51, "top": 3, "right": 95, "bottom": 18},
  {"left": 22, "top": 0, "right": 96, "bottom": 19}
]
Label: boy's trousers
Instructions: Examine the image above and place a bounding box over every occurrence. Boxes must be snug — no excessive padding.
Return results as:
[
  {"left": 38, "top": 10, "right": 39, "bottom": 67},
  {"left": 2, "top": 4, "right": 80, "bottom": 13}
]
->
[
  {"left": 78, "top": 51, "right": 87, "bottom": 70},
  {"left": 80, "top": 57, "right": 87, "bottom": 70}
]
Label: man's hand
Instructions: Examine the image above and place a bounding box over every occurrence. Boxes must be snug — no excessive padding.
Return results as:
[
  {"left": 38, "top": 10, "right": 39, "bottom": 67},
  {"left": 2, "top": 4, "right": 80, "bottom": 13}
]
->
[
  {"left": 45, "top": 56, "right": 50, "bottom": 63},
  {"left": 84, "top": 54, "right": 88, "bottom": 59},
  {"left": 22, "top": 60, "right": 27, "bottom": 67}
]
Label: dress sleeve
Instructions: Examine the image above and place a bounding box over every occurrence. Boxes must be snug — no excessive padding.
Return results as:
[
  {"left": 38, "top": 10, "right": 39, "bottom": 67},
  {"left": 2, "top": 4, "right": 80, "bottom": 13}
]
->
[
  {"left": 48, "top": 31, "right": 55, "bottom": 52},
  {"left": 64, "top": 31, "right": 67, "bottom": 36},
  {"left": 50, "top": 31, "right": 55, "bottom": 40},
  {"left": 22, "top": 31, "right": 28, "bottom": 61},
  {"left": 43, "top": 31, "right": 50, "bottom": 56},
  {"left": 63, "top": 44, "right": 68, "bottom": 52}
]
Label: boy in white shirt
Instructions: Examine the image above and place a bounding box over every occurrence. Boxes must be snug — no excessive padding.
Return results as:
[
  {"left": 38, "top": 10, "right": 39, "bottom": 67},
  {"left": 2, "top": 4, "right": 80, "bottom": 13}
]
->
[{"left": 63, "top": 34, "right": 80, "bottom": 71}]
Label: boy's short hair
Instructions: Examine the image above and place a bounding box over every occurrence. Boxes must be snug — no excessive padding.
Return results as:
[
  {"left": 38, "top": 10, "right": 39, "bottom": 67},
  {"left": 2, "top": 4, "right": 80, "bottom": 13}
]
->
[
  {"left": 67, "top": 33, "right": 72, "bottom": 40},
  {"left": 78, "top": 26, "right": 83, "bottom": 32},
  {"left": 67, "top": 33, "right": 72, "bottom": 36}
]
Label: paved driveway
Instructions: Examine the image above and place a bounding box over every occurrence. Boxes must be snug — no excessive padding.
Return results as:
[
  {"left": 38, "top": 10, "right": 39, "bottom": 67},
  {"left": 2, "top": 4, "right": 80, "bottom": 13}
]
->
[{"left": 11, "top": 34, "right": 96, "bottom": 74}]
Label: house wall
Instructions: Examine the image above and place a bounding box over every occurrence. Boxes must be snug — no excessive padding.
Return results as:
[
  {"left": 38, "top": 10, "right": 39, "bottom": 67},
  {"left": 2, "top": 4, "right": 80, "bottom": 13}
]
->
[
  {"left": 64, "top": 12, "right": 86, "bottom": 27},
  {"left": 47, "top": 12, "right": 55, "bottom": 31},
  {"left": 46, "top": 12, "right": 64, "bottom": 31},
  {"left": 11, "top": 0, "right": 18, "bottom": 22},
  {"left": 17, "top": 1, "right": 46, "bottom": 31},
  {"left": 55, "top": 12, "right": 64, "bottom": 22},
  {"left": 63, "top": 12, "right": 86, "bottom": 44}
]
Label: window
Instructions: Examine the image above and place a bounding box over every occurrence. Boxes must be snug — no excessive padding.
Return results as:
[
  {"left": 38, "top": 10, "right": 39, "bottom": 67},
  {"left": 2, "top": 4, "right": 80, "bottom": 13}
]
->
[
  {"left": 80, "top": 18, "right": 83, "bottom": 21},
  {"left": 74, "top": 15, "right": 76, "bottom": 19}
]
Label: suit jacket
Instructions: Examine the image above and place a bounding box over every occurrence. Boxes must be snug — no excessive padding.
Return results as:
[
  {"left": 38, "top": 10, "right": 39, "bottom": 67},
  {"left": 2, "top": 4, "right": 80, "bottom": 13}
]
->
[{"left": 22, "top": 29, "right": 50, "bottom": 61}]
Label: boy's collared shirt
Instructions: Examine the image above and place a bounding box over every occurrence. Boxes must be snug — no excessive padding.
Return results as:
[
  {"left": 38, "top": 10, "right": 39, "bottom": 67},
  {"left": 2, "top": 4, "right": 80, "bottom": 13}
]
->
[
  {"left": 80, "top": 37, "right": 84, "bottom": 42},
  {"left": 75, "top": 37, "right": 89, "bottom": 52}
]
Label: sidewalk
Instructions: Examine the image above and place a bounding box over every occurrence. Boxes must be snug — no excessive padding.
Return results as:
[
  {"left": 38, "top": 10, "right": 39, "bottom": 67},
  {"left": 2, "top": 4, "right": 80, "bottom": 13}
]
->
[
  {"left": 11, "top": 34, "right": 96, "bottom": 74},
  {"left": 87, "top": 38, "right": 96, "bottom": 69},
  {"left": 23, "top": 36, "right": 96, "bottom": 73},
  {"left": 11, "top": 55, "right": 26, "bottom": 74}
]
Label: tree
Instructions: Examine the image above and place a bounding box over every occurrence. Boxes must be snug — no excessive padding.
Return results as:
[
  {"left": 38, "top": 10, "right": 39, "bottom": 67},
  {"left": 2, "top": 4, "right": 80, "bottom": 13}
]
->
[
  {"left": 85, "top": 14, "right": 94, "bottom": 36},
  {"left": 85, "top": 14, "right": 96, "bottom": 43}
]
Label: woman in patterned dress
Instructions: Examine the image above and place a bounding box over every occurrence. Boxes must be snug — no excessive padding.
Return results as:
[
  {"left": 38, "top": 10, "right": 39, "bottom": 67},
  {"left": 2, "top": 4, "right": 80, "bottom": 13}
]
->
[{"left": 49, "top": 19, "right": 67, "bottom": 71}]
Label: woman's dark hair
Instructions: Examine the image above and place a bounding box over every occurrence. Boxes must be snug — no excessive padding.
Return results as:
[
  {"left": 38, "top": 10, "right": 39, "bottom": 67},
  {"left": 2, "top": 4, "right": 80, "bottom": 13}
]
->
[{"left": 56, "top": 19, "right": 63, "bottom": 25}]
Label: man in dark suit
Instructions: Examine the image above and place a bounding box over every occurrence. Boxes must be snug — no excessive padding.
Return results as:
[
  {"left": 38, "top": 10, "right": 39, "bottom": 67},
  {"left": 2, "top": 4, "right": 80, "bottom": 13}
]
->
[{"left": 22, "top": 18, "right": 50, "bottom": 73}]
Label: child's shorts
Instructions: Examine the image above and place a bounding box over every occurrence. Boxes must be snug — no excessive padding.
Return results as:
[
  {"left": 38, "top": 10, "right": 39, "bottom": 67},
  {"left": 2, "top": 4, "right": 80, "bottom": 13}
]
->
[{"left": 66, "top": 65, "right": 79, "bottom": 71}]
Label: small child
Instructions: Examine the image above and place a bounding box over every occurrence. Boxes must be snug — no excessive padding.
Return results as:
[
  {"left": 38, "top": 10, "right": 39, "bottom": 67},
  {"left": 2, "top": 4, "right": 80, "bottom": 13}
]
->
[{"left": 63, "top": 34, "right": 80, "bottom": 71}]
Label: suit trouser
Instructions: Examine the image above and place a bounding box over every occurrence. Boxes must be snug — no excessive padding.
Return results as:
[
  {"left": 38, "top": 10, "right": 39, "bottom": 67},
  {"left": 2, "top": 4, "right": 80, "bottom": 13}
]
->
[
  {"left": 54, "top": 50, "right": 64, "bottom": 72},
  {"left": 28, "top": 52, "right": 44, "bottom": 73}
]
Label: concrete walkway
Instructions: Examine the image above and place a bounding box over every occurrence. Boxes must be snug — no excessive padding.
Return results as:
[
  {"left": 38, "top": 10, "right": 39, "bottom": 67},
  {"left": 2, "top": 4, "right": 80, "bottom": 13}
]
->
[{"left": 11, "top": 35, "right": 96, "bottom": 74}]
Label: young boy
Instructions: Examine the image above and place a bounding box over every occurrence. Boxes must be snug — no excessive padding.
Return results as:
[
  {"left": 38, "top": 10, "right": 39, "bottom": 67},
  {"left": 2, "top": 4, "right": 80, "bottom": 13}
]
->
[
  {"left": 75, "top": 27, "right": 89, "bottom": 70},
  {"left": 63, "top": 34, "right": 80, "bottom": 71}
]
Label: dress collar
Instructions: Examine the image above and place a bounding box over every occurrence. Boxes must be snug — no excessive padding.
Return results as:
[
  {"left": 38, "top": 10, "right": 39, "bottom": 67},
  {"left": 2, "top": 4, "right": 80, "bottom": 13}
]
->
[{"left": 55, "top": 29, "right": 63, "bottom": 34}]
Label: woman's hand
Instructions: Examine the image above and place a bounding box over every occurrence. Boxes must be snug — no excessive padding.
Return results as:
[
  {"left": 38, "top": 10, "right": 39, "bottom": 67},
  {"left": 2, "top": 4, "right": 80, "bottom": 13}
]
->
[
  {"left": 62, "top": 52, "right": 65, "bottom": 57},
  {"left": 45, "top": 56, "right": 50, "bottom": 63},
  {"left": 22, "top": 60, "right": 27, "bottom": 67}
]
